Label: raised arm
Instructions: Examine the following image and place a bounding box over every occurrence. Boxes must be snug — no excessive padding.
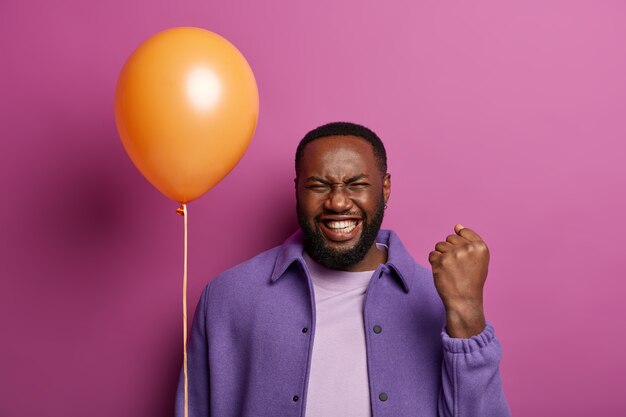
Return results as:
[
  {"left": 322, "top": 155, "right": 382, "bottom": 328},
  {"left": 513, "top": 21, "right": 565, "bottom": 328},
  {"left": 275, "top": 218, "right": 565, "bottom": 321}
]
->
[{"left": 429, "top": 225, "right": 511, "bottom": 416}]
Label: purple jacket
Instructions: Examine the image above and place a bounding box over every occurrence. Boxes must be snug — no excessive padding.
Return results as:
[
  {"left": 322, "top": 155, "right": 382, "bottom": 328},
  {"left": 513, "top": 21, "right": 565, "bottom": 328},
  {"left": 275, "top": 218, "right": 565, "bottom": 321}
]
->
[{"left": 176, "top": 230, "right": 511, "bottom": 417}]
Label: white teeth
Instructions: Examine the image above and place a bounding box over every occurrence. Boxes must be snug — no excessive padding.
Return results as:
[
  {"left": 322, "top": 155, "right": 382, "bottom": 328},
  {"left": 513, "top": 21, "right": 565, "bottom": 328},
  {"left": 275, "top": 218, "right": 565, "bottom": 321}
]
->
[{"left": 326, "top": 220, "right": 357, "bottom": 233}]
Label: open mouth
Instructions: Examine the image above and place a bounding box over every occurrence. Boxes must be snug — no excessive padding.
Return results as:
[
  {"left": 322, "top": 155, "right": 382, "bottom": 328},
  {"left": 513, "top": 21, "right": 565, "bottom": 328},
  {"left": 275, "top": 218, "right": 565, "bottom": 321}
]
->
[
  {"left": 319, "top": 218, "right": 362, "bottom": 242},
  {"left": 324, "top": 219, "right": 358, "bottom": 233}
]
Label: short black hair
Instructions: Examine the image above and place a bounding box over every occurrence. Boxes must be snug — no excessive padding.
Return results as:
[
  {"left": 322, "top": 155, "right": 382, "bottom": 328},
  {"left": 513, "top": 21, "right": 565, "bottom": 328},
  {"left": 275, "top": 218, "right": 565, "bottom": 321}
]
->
[{"left": 295, "top": 122, "right": 387, "bottom": 176}]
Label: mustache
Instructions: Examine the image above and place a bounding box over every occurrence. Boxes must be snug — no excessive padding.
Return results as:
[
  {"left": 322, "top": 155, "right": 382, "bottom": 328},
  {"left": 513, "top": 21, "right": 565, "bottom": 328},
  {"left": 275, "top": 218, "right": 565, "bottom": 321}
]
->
[{"left": 320, "top": 210, "right": 362, "bottom": 217}]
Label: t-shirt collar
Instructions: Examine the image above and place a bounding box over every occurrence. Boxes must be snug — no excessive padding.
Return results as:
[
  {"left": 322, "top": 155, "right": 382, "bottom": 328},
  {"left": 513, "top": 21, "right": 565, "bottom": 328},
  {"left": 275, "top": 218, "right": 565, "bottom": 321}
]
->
[{"left": 270, "top": 229, "right": 414, "bottom": 293}]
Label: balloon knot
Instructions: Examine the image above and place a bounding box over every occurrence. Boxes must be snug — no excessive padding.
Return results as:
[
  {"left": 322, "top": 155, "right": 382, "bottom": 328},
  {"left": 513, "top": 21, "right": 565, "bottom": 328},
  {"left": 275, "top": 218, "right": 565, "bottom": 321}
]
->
[{"left": 176, "top": 205, "right": 186, "bottom": 216}]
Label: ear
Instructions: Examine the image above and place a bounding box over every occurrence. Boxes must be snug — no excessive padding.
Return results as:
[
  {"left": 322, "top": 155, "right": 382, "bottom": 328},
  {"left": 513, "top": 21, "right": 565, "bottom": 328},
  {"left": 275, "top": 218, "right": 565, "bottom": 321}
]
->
[{"left": 383, "top": 173, "right": 391, "bottom": 204}]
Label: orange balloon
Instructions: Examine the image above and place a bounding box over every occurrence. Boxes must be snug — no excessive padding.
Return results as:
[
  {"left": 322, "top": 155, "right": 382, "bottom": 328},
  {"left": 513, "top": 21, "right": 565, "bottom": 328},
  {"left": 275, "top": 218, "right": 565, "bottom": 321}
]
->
[{"left": 114, "top": 27, "right": 259, "bottom": 203}]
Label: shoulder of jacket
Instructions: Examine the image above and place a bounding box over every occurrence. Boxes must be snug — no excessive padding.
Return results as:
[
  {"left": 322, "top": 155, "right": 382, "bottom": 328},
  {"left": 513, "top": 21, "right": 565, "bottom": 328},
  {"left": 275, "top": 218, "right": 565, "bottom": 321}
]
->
[{"left": 206, "top": 245, "right": 282, "bottom": 288}]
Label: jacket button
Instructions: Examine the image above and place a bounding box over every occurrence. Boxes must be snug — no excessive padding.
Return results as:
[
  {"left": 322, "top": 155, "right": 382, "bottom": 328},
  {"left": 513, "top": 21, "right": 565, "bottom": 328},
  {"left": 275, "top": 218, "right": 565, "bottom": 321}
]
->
[
  {"left": 373, "top": 325, "right": 382, "bottom": 334},
  {"left": 293, "top": 395, "right": 299, "bottom": 402},
  {"left": 379, "top": 392, "right": 388, "bottom": 402},
  {"left": 302, "top": 327, "right": 308, "bottom": 333}
]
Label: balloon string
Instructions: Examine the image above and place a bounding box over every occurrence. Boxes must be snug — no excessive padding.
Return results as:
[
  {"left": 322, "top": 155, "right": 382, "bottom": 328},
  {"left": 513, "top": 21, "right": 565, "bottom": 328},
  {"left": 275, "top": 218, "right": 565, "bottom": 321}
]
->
[{"left": 177, "top": 204, "right": 189, "bottom": 417}]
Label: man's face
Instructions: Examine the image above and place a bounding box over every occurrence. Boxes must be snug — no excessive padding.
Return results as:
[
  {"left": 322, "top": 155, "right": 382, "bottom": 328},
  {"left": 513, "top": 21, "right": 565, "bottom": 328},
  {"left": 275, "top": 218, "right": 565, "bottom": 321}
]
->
[{"left": 296, "top": 135, "right": 391, "bottom": 271}]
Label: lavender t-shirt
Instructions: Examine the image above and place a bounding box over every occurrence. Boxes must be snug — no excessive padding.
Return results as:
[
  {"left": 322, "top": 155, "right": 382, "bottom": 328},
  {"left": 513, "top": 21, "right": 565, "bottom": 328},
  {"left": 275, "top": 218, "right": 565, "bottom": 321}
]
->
[{"left": 303, "top": 246, "right": 387, "bottom": 417}]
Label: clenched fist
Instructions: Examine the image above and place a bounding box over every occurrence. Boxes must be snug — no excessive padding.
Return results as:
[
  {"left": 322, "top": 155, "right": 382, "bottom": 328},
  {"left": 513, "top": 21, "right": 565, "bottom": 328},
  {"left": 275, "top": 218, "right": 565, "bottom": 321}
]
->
[{"left": 428, "top": 224, "right": 489, "bottom": 338}]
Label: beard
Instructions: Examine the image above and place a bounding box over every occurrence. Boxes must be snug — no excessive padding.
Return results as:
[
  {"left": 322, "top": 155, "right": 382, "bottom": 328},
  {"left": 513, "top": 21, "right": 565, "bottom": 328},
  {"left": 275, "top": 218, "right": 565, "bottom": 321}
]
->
[{"left": 297, "top": 196, "right": 385, "bottom": 270}]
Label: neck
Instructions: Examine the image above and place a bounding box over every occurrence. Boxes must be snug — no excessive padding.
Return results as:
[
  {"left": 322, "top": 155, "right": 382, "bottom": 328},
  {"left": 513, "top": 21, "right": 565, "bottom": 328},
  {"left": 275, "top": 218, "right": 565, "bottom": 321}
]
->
[{"left": 338, "top": 243, "right": 387, "bottom": 272}]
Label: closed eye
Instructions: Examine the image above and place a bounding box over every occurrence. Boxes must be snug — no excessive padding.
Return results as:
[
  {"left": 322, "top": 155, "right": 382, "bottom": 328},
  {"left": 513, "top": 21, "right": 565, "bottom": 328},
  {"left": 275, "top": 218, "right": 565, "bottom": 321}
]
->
[
  {"left": 306, "top": 184, "right": 331, "bottom": 192},
  {"left": 349, "top": 182, "right": 370, "bottom": 190}
]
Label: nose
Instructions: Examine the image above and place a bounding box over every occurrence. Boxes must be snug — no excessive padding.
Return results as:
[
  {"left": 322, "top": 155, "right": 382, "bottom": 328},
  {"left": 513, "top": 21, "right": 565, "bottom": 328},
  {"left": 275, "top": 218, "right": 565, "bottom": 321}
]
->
[{"left": 324, "top": 185, "right": 353, "bottom": 213}]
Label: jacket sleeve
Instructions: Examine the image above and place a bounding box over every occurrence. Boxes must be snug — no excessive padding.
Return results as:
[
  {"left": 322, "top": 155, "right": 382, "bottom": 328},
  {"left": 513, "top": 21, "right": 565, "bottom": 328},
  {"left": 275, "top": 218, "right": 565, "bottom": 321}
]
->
[
  {"left": 438, "top": 322, "right": 511, "bottom": 417},
  {"left": 175, "top": 283, "right": 211, "bottom": 417}
]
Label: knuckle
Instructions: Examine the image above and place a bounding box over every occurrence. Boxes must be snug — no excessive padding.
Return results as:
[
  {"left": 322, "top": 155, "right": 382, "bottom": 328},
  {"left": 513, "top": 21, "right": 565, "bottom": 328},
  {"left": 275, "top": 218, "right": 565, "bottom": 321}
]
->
[
  {"left": 473, "top": 241, "right": 488, "bottom": 252},
  {"left": 440, "top": 254, "right": 453, "bottom": 267}
]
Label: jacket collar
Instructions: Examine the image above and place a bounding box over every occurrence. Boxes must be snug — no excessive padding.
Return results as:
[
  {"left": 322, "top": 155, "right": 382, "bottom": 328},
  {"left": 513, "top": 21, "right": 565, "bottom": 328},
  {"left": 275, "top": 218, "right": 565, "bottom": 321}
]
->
[{"left": 270, "top": 229, "right": 414, "bottom": 293}]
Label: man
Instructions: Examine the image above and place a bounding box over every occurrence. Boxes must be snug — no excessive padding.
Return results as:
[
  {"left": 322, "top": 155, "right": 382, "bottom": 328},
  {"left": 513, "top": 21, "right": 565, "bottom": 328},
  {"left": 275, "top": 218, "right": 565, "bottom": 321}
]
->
[{"left": 176, "top": 122, "right": 511, "bottom": 417}]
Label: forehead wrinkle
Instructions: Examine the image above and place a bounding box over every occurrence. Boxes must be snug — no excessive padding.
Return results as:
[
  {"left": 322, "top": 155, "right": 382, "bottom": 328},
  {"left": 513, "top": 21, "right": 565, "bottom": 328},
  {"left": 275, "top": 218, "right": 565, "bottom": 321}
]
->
[
  {"left": 304, "top": 173, "right": 369, "bottom": 185},
  {"left": 298, "top": 136, "right": 379, "bottom": 181}
]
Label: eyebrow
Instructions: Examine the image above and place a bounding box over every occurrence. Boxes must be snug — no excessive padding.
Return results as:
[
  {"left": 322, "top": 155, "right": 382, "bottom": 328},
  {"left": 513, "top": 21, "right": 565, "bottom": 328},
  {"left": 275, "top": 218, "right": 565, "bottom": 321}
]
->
[{"left": 304, "top": 174, "right": 369, "bottom": 184}]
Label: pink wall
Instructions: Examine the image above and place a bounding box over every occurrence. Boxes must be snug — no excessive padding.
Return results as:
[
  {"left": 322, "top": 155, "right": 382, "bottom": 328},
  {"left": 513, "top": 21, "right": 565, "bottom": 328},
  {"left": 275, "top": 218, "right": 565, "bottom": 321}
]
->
[{"left": 1, "top": 1, "right": 625, "bottom": 416}]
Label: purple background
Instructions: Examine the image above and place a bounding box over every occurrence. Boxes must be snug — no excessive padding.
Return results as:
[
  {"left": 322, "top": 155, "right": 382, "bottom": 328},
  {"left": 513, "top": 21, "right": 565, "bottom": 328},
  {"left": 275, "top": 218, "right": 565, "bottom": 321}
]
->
[{"left": 1, "top": 1, "right": 625, "bottom": 416}]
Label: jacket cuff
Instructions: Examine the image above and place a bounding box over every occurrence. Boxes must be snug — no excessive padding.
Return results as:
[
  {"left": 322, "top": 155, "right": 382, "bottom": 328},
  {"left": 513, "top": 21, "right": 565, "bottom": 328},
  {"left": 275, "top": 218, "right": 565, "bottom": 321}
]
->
[{"left": 441, "top": 322, "right": 496, "bottom": 353}]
